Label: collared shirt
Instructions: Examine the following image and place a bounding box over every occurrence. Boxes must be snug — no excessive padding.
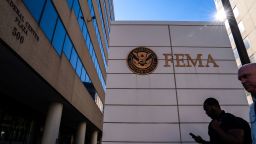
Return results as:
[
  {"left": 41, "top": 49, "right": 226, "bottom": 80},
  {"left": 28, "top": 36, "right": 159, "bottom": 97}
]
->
[{"left": 249, "top": 102, "right": 256, "bottom": 144}]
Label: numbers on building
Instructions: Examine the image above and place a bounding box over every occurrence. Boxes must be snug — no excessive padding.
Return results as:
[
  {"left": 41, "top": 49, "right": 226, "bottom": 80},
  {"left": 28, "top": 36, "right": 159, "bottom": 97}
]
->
[{"left": 12, "top": 27, "right": 24, "bottom": 44}]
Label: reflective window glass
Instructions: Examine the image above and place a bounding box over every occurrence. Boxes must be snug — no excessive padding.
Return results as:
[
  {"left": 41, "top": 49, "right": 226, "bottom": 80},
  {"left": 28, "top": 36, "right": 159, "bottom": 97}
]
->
[
  {"left": 102, "top": 0, "right": 110, "bottom": 34},
  {"left": 86, "top": 39, "right": 91, "bottom": 53},
  {"left": 250, "top": 54, "right": 256, "bottom": 62},
  {"left": 73, "top": 0, "right": 80, "bottom": 18},
  {"left": 76, "top": 59, "right": 82, "bottom": 77},
  {"left": 88, "top": 0, "right": 93, "bottom": 13},
  {"left": 244, "top": 38, "right": 251, "bottom": 49},
  {"left": 52, "top": 19, "right": 66, "bottom": 55},
  {"left": 224, "top": 20, "right": 230, "bottom": 30},
  {"left": 233, "top": 7, "right": 239, "bottom": 18},
  {"left": 63, "top": 36, "right": 72, "bottom": 59},
  {"left": 233, "top": 48, "right": 239, "bottom": 59},
  {"left": 92, "top": 55, "right": 96, "bottom": 64},
  {"left": 81, "top": 68, "right": 86, "bottom": 82},
  {"left": 84, "top": 72, "right": 89, "bottom": 82},
  {"left": 67, "top": 0, "right": 74, "bottom": 9},
  {"left": 70, "top": 48, "right": 78, "bottom": 70},
  {"left": 40, "top": 0, "right": 58, "bottom": 41},
  {"left": 82, "top": 25, "right": 88, "bottom": 40},
  {"left": 89, "top": 44, "right": 93, "bottom": 56},
  {"left": 228, "top": 34, "right": 234, "bottom": 42},
  {"left": 23, "top": 0, "right": 45, "bottom": 22},
  {"left": 78, "top": 11, "right": 84, "bottom": 30},
  {"left": 238, "top": 21, "right": 245, "bottom": 33}
]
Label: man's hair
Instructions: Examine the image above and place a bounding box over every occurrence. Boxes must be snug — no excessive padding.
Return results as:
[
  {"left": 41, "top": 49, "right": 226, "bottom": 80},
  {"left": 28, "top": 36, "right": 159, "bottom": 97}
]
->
[
  {"left": 243, "top": 63, "right": 256, "bottom": 67},
  {"left": 239, "top": 63, "right": 256, "bottom": 70},
  {"left": 203, "top": 97, "right": 220, "bottom": 109}
]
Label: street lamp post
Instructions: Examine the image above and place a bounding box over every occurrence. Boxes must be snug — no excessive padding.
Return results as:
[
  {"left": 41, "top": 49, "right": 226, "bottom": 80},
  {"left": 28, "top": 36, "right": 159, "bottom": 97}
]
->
[{"left": 220, "top": 0, "right": 250, "bottom": 65}]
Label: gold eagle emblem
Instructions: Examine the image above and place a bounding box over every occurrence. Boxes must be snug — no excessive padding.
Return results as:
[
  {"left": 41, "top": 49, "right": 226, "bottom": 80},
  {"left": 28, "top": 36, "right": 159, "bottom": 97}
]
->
[{"left": 127, "top": 47, "right": 158, "bottom": 74}]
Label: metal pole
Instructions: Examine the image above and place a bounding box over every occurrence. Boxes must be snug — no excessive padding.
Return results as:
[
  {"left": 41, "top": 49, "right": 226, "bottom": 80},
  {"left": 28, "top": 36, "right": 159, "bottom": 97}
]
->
[{"left": 220, "top": 0, "right": 250, "bottom": 65}]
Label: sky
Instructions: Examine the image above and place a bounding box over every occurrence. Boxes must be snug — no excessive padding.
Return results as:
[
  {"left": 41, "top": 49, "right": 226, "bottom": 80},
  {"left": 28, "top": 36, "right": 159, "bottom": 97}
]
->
[{"left": 113, "top": 0, "right": 217, "bottom": 21}]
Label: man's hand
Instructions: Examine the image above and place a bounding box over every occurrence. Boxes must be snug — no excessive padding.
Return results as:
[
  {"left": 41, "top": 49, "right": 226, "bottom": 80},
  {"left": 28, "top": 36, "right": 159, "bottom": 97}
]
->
[{"left": 189, "top": 133, "right": 205, "bottom": 143}]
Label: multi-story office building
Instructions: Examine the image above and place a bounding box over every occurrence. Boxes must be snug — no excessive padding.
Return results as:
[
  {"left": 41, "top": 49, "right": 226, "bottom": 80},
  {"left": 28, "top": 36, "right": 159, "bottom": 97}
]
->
[
  {"left": 214, "top": 0, "right": 256, "bottom": 66},
  {"left": 0, "top": 0, "right": 114, "bottom": 143},
  {"left": 214, "top": 0, "right": 256, "bottom": 102}
]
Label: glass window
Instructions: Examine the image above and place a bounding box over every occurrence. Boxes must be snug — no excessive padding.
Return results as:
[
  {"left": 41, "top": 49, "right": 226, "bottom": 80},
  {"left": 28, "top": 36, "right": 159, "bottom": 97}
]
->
[
  {"left": 228, "top": 34, "right": 234, "bottom": 43},
  {"left": 78, "top": 10, "right": 84, "bottom": 30},
  {"left": 244, "top": 38, "right": 251, "bottom": 49},
  {"left": 225, "top": 20, "right": 230, "bottom": 30},
  {"left": 250, "top": 54, "right": 256, "bottom": 62},
  {"left": 86, "top": 39, "right": 91, "bottom": 53},
  {"left": 89, "top": 44, "right": 93, "bottom": 56},
  {"left": 88, "top": 0, "right": 93, "bottom": 11},
  {"left": 40, "top": 0, "right": 58, "bottom": 42},
  {"left": 108, "top": 0, "right": 114, "bottom": 21},
  {"left": 76, "top": 59, "right": 82, "bottom": 77},
  {"left": 23, "top": 0, "right": 45, "bottom": 22},
  {"left": 63, "top": 36, "right": 72, "bottom": 59},
  {"left": 52, "top": 19, "right": 66, "bottom": 55},
  {"left": 95, "top": 94, "right": 103, "bottom": 112},
  {"left": 103, "top": 0, "right": 110, "bottom": 34},
  {"left": 81, "top": 68, "right": 86, "bottom": 82},
  {"left": 84, "top": 72, "right": 90, "bottom": 83},
  {"left": 233, "top": 7, "right": 239, "bottom": 18},
  {"left": 72, "top": 0, "right": 80, "bottom": 18},
  {"left": 67, "top": 0, "right": 74, "bottom": 9},
  {"left": 86, "top": 34, "right": 91, "bottom": 47},
  {"left": 230, "top": 0, "right": 235, "bottom": 4},
  {"left": 70, "top": 48, "right": 78, "bottom": 70},
  {"left": 233, "top": 48, "right": 239, "bottom": 59},
  {"left": 82, "top": 25, "right": 88, "bottom": 40},
  {"left": 92, "top": 55, "right": 96, "bottom": 64},
  {"left": 238, "top": 21, "right": 245, "bottom": 33}
]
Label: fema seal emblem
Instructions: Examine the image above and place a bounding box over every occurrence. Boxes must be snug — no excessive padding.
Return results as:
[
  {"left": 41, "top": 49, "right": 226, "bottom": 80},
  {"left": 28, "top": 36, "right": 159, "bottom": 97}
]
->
[{"left": 127, "top": 47, "right": 158, "bottom": 74}]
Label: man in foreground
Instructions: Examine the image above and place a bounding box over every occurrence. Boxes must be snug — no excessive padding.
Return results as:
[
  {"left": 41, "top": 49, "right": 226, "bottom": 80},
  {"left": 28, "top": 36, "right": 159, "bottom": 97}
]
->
[
  {"left": 238, "top": 63, "right": 256, "bottom": 143},
  {"left": 190, "top": 98, "right": 251, "bottom": 144}
]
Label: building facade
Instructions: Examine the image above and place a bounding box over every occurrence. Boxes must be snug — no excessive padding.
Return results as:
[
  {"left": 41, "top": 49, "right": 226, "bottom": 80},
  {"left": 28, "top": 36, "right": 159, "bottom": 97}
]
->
[
  {"left": 102, "top": 21, "right": 249, "bottom": 144},
  {"left": 214, "top": 0, "right": 256, "bottom": 66},
  {"left": 0, "top": 0, "right": 113, "bottom": 143}
]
